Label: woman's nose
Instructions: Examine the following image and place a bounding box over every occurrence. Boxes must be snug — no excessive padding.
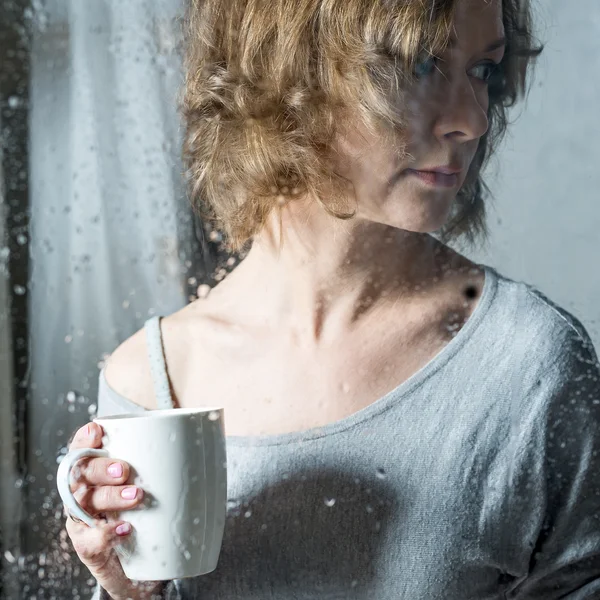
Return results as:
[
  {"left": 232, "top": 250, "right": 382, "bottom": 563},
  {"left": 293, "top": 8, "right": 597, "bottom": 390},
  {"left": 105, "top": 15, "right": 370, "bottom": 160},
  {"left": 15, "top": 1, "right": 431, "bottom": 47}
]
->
[{"left": 432, "top": 76, "right": 489, "bottom": 143}]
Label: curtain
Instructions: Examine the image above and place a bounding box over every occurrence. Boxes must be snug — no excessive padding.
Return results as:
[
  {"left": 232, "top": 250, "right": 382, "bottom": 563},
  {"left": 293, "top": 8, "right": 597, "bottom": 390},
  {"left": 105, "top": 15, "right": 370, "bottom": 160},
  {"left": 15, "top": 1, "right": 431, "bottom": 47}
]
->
[
  {"left": 24, "top": 0, "right": 201, "bottom": 593},
  {"left": 0, "top": 113, "right": 21, "bottom": 599}
]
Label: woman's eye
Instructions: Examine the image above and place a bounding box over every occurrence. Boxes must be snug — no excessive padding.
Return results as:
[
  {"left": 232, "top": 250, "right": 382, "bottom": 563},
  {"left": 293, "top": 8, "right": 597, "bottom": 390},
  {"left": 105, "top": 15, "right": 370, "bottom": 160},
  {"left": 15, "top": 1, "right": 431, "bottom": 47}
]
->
[
  {"left": 469, "top": 61, "right": 502, "bottom": 84},
  {"left": 414, "top": 56, "right": 437, "bottom": 79}
]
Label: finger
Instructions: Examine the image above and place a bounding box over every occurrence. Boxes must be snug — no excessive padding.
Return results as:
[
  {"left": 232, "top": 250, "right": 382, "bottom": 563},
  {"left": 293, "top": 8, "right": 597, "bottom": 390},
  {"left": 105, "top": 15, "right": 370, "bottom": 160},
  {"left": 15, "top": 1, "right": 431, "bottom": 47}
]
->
[
  {"left": 69, "top": 423, "right": 104, "bottom": 451},
  {"left": 76, "top": 485, "right": 144, "bottom": 514},
  {"left": 71, "top": 457, "right": 130, "bottom": 487},
  {"left": 66, "top": 517, "right": 132, "bottom": 570}
]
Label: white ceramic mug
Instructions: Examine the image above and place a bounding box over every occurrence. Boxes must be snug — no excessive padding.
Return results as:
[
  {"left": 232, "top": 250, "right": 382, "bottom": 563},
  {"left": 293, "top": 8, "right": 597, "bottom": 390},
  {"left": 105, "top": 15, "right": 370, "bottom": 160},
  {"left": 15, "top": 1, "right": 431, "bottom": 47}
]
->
[{"left": 57, "top": 408, "right": 227, "bottom": 581}]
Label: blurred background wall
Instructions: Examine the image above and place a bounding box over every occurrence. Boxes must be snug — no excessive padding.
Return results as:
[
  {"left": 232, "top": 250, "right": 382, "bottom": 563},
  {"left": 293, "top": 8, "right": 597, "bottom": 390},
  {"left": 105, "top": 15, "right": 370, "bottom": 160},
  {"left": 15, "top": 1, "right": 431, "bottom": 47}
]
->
[{"left": 467, "top": 0, "right": 600, "bottom": 346}]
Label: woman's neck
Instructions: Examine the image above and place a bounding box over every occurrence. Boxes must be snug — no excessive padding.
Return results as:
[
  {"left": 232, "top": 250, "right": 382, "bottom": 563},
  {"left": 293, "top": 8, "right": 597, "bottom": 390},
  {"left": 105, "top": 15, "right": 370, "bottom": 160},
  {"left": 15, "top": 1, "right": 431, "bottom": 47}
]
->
[{"left": 212, "top": 202, "right": 452, "bottom": 342}]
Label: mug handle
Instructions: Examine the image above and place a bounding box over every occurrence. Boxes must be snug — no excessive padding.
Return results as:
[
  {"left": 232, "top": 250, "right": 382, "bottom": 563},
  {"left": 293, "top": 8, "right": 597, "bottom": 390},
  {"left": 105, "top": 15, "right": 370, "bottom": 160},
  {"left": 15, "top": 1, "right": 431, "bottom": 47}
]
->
[{"left": 57, "top": 448, "right": 110, "bottom": 527}]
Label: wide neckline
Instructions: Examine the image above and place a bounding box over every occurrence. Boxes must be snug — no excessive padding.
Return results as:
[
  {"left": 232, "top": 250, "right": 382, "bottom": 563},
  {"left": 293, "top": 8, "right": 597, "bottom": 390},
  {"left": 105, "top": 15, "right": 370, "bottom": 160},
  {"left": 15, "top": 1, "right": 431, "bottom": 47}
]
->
[
  {"left": 100, "top": 264, "right": 499, "bottom": 447},
  {"left": 228, "top": 263, "right": 498, "bottom": 446}
]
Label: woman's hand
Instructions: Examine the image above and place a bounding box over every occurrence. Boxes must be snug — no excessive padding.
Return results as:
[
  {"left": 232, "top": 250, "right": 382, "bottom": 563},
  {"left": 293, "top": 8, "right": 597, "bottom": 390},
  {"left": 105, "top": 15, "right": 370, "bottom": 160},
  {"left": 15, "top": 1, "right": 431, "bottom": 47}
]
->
[{"left": 64, "top": 422, "right": 163, "bottom": 600}]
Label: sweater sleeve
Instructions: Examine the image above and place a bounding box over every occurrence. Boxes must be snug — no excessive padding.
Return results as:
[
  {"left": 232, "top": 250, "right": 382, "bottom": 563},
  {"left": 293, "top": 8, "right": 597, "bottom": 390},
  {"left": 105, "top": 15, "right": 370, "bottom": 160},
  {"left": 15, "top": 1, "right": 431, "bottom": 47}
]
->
[{"left": 509, "top": 324, "right": 600, "bottom": 598}]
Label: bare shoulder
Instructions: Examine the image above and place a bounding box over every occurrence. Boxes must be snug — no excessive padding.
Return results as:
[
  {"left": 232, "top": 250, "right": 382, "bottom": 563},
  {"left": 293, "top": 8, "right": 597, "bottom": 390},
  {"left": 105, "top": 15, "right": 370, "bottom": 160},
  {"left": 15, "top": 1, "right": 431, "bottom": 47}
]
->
[
  {"left": 103, "top": 323, "right": 158, "bottom": 410},
  {"left": 157, "top": 299, "right": 223, "bottom": 386},
  {"left": 104, "top": 279, "right": 238, "bottom": 410}
]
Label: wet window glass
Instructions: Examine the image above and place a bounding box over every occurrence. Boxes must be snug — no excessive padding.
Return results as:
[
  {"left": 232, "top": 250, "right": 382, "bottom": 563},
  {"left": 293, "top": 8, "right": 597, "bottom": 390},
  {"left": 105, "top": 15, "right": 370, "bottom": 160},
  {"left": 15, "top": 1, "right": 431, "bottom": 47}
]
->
[{"left": 1, "top": 0, "right": 599, "bottom": 598}]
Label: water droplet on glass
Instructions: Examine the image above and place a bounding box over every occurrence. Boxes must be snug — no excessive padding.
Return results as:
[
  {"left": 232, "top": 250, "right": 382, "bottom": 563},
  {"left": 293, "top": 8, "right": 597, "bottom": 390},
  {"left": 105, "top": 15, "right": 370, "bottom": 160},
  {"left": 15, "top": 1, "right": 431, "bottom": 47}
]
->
[
  {"left": 197, "top": 284, "right": 211, "bottom": 299},
  {"left": 65, "top": 335, "right": 73, "bottom": 344},
  {"left": 244, "top": 509, "right": 252, "bottom": 518},
  {"left": 183, "top": 550, "right": 191, "bottom": 560},
  {"left": 193, "top": 517, "right": 200, "bottom": 525},
  {"left": 365, "top": 504, "right": 374, "bottom": 513},
  {"left": 66, "top": 391, "right": 76, "bottom": 403},
  {"left": 88, "top": 404, "right": 97, "bottom": 415},
  {"left": 351, "top": 579, "right": 358, "bottom": 588},
  {"left": 13, "top": 285, "right": 26, "bottom": 295},
  {"left": 169, "top": 432, "right": 177, "bottom": 442},
  {"left": 8, "top": 96, "right": 20, "bottom": 109},
  {"left": 4, "top": 550, "right": 15, "bottom": 563},
  {"left": 208, "top": 411, "right": 219, "bottom": 421},
  {"left": 324, "top": 497, "right": 336, "bottom": 507},
  {"left": 376, "top": 468, "right": 387, "bottom": 479},
  {"left": 16, "top": 233, "right": 27, "bottom": 245}
]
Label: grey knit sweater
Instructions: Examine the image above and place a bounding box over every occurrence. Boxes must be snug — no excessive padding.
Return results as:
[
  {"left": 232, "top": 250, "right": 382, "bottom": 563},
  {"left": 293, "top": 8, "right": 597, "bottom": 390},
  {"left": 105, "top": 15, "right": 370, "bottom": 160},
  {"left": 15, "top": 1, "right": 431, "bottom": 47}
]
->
[{"left": 92, "top": 265, "right": 600, "bottom": 599}]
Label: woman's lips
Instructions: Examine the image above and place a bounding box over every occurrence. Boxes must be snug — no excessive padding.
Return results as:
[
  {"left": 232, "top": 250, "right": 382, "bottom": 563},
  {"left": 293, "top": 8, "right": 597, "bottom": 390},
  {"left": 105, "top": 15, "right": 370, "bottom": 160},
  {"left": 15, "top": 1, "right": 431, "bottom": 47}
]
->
[{"left": 405, "top": 169, "right": 459, "bottom": 188}]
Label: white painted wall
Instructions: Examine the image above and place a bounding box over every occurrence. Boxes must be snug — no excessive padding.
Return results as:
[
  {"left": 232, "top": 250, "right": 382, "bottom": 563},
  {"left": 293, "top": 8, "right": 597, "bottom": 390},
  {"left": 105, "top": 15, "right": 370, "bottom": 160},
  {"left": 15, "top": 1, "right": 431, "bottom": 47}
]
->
[{"left": 467, "top": 0, "right": 600, "bottom": 348}]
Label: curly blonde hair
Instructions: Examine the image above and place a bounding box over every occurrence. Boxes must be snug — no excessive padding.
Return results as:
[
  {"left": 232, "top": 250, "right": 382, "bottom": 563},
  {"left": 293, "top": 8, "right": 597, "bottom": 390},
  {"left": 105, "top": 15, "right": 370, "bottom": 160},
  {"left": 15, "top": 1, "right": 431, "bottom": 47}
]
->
[{"left": 181, "top": 0, "right": 542, "bottom": 251}]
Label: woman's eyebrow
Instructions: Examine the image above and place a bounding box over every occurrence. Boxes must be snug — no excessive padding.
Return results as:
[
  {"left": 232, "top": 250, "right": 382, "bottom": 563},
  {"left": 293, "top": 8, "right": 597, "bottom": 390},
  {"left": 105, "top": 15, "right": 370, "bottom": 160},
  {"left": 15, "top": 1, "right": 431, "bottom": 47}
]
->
[{"left": 446, "top": 36, "right": 506, "bottom": 53}]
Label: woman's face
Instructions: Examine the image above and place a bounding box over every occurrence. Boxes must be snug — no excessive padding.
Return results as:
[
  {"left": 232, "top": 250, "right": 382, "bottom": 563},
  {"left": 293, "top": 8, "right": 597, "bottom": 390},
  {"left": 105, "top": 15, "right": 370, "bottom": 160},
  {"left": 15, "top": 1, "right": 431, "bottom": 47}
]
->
[{"left": 333, "top": 0, "right": 506, "bottom": 233}]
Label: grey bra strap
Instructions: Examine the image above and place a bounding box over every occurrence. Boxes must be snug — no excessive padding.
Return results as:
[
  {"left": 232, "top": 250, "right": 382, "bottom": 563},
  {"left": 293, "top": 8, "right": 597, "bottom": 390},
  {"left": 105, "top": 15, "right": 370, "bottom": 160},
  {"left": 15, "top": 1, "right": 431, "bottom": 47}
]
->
[{"left": 144, "top": 316, "right": 174, "bottom": 410}]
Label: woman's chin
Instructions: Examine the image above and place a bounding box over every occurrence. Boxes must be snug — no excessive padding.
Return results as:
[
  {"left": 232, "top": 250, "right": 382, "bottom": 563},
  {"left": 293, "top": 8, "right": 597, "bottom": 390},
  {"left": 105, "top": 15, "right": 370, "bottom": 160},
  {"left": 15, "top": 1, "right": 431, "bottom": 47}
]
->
[{"left": 384, "top": 205, "right": 455, "bottom": 234}]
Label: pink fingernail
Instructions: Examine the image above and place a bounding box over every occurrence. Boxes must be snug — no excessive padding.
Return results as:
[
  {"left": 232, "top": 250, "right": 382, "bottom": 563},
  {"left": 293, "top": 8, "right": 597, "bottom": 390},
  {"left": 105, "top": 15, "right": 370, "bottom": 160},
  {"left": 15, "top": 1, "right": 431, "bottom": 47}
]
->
[
  {"left": 107, "top": 463, "right": 123, "bottom": 478},
  {"left": 121, "top": 487, "right": 138, "bottom": 500},
  {"left": 116, "top": 523, "right": 131, "bottom": 536}
]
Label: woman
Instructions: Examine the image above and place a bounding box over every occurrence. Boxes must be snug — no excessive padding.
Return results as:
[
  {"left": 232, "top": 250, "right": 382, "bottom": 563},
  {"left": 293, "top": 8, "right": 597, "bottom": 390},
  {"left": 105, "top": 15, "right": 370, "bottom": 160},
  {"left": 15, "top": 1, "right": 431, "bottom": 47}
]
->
[{"left": 64, "top": 0, "right": 600, "bottom": 598}]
